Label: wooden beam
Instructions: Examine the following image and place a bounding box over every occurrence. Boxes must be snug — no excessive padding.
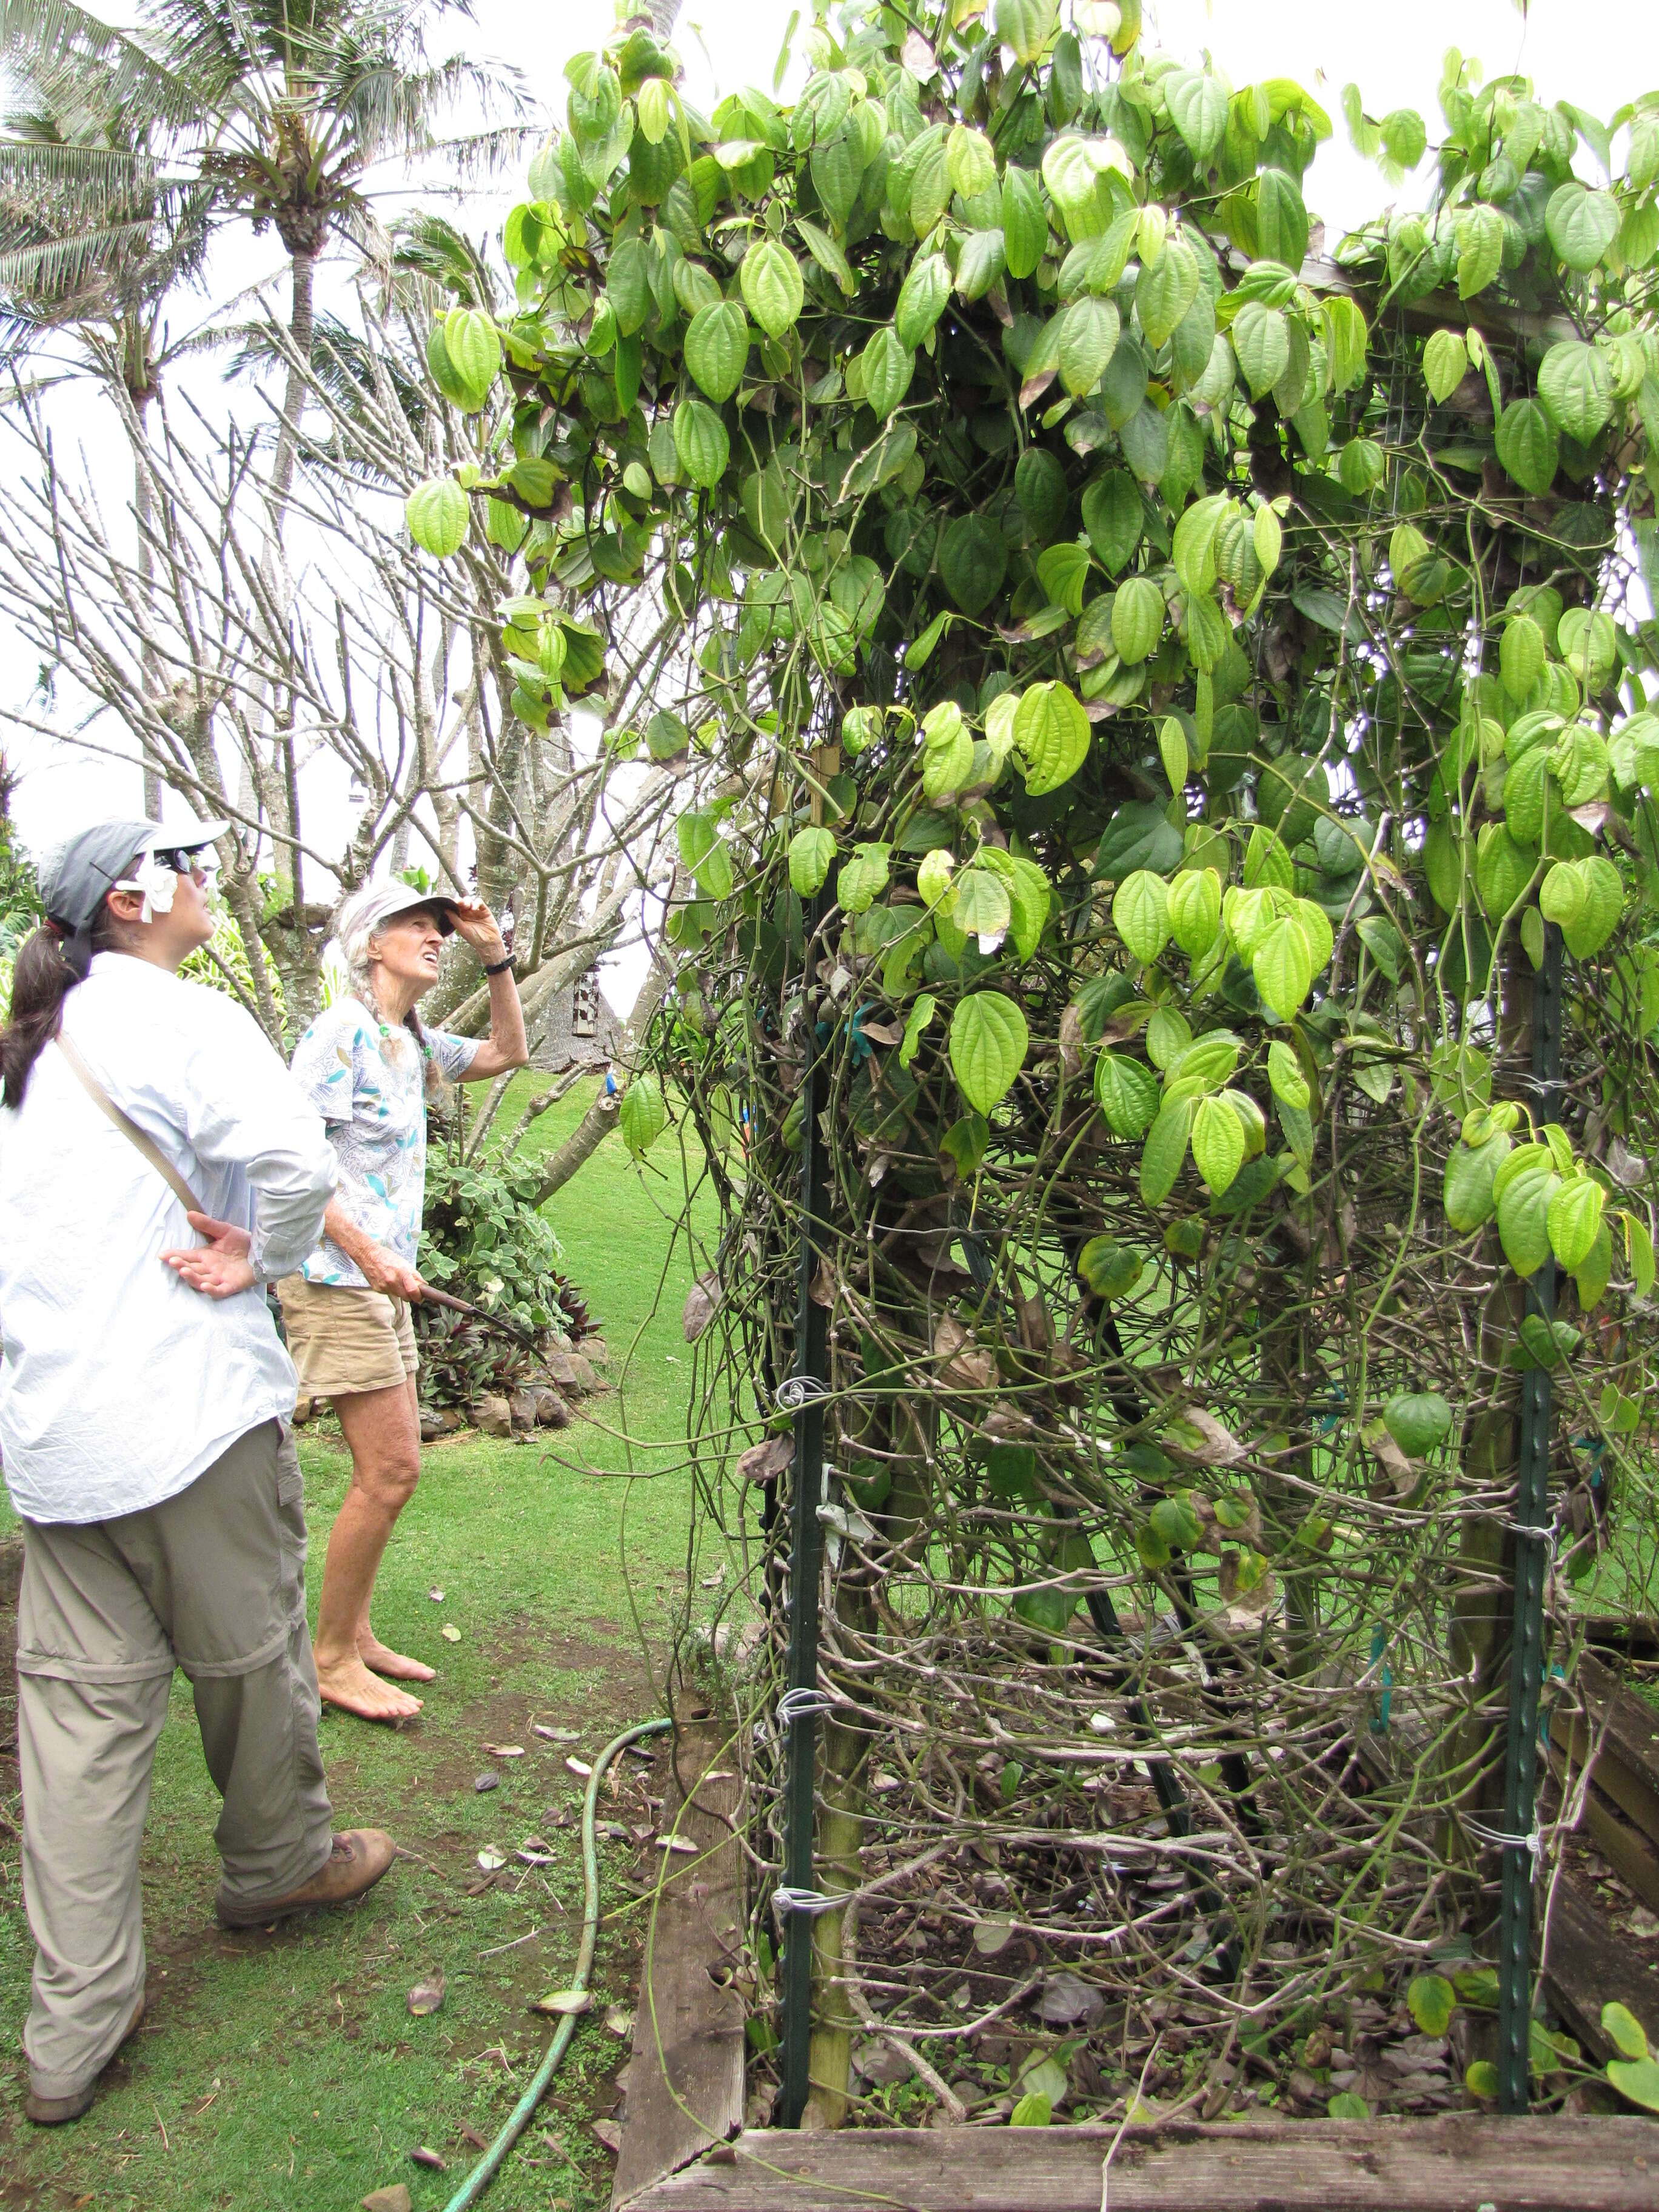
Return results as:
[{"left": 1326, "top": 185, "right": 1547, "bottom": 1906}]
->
[
  {"left": 611, "top": 1694, "right": 747, "bottom": 2211},
  {"left": 1560, "top": 1652, "right": 1659, "bottom": 1823},
  {"left": 1543, "top": 1879, "right": 1659, "bottom": 2062},
  {"left": 625, "top": 2116, "right": 1658, "bottom": 2212}
]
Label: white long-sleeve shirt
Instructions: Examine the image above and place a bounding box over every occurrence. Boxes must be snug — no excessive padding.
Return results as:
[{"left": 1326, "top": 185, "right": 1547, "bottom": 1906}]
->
[{"left": 0, "top": 954, "right": 338, "bottom": 1524}]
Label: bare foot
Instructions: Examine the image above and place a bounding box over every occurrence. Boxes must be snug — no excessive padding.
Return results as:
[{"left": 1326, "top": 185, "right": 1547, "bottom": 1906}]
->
[
  {"left": 358, "top": 1633, "right": 437, "bottom": 1684},
  {"left": 317, "top": 1651, "right": 423, "bottom": 1722}
]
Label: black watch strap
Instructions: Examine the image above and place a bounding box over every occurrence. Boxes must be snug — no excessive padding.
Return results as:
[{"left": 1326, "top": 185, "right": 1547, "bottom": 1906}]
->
[{"left": 483, "top": 954, "right": 515, "bottom": 976}]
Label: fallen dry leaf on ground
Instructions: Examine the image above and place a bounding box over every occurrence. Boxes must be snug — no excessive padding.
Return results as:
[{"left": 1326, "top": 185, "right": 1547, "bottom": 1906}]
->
[
  {"left": 531, "top": 1987, "right": 592, "bottom": 2016},
  {"left": 407, "top": 1972, "right": 445, "bottom": 2017},
  {"left": 441, "top": 1623, "right": 461, "bottom": 1643}
]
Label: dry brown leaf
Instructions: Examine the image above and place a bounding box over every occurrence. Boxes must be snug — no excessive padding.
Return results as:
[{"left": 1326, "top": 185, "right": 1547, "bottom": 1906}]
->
[
  {"left": 736, "top": 1435, "right": 793, "bottom": 1484},
  {"left": 934, "top": 1314, "right": 995, "bottom": 1392},
  {"left": 1169, "top": 1406, "right": 1247, "bottom": 1467},
  {"left": 682, "top": 1270, "right": 721, "bottom": 1342},
  {"left": 982, "top": 1401, "right": 1039, "bottom": 1442},
  {"left": 1057, "top": 1000, "right": 1085, "bottom": 1079},
  {"left": 407, "top": 1971, "right": 445, "bottom": 2017}
]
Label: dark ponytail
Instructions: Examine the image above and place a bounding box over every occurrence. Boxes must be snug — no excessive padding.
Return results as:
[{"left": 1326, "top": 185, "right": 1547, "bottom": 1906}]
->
[{"left": 1, "top": 910, "right": 115, "bottom": 1110}]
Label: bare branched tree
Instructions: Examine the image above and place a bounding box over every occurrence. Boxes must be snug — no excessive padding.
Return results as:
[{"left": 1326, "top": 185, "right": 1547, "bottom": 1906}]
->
[{"left": 0, "top": 262, "right": 701, "bottom": 1073}]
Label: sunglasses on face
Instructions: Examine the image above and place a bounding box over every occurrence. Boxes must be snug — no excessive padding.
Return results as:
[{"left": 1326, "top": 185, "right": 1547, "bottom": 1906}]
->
[{"left": 151, "top": 846, "right": 220, "bottom": 881}]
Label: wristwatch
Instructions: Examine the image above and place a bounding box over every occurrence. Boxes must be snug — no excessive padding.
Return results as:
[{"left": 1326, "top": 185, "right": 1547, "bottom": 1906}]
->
[{"left": 483, "top": 953, "right": 515, "bottom": 976}]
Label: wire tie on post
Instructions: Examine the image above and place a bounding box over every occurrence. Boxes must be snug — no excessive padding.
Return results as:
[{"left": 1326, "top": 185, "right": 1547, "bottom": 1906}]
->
[
  {"left": 775, "top": 1373, "right": 831, "bottom": 1411},
  {"left": 771, "top": 1885, "right": 843, "bottom": 1920},
  {"left": 777, "top": 1685, "right": 836, "bottom": 1726},
  {"left": 1461, "top": 1812, "right": 1544, "bottom": 1859},
  {"left": 1503, "top": 1519, "right": 1559, "bottom": 1569}
]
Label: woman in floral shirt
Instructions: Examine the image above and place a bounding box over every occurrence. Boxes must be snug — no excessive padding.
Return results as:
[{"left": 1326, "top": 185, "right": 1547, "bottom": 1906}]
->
[{"left": 283, "top": 883, "right": 526, "bottom": 1721}]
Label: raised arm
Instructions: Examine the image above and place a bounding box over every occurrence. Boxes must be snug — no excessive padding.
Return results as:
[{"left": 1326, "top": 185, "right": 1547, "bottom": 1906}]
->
[{"left": 447, "top": 898, "right": 529, "bottom": 1081}]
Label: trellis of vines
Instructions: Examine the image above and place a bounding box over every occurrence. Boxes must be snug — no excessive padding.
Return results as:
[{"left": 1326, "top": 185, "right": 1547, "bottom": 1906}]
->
[{"left": 406, "top": 1, "right": 1659, "bottom": 2130}]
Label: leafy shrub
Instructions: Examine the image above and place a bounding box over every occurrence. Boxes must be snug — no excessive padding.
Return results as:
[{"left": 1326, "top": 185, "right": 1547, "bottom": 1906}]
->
[
  {"left": 414, "top": 1136, "right": 589, "bottom": 1407},
  {"left": 0, "top": 785, "right": 41, "bottom": 1024}
]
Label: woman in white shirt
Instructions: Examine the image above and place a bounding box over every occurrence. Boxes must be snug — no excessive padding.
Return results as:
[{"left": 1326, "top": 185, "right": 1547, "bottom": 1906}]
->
[{"left": 0, "top": 818, "right": 395, "bottom": 2128}]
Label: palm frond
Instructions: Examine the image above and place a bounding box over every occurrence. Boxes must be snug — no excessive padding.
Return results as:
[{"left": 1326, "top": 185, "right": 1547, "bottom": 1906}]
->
[
  {"left": 0, "top": 213, "right": 158, "bottom": 288},
  {"left": 412, "top": 119, "right": 538, "bottom": 183},
  {"left": 0, "top": 133, "right": 168, "bottom": 222},
  {"left": 0, "top": 0, "right": 201, "bottom": 134},
  {"left": 225, "top": 301, "right": 428, "bottom": 434},
  {"left": 389, "top": 209, "right": 495, "bottom": 310},
  {"left": 337, "top": 51, "right": 528, "bottom": 160}
]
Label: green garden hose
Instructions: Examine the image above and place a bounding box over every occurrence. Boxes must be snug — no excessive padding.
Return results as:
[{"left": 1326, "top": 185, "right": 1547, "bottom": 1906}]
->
[{"left": 441, "top": 1715, "right": 672, "bottom": 2212}]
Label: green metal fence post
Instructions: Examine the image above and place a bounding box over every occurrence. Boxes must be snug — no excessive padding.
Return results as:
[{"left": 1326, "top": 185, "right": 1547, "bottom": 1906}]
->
[
  {"left": 1496, "top": 921, "right": 1563, "bottom": 2114},
  {"left": 777, "top": 888, "right": 831, "bottom": 2128}
]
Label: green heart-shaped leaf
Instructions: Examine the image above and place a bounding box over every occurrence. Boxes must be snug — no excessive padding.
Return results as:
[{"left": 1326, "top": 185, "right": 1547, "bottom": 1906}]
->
[{"left": 948, "top": 991, "right": 1030, "bottom": 1114}]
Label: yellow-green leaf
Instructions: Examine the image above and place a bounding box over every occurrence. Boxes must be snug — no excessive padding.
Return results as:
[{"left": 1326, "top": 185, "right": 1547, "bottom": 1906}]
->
[
  {"left": 949, "top": 991, "right": 1030, "bottom": 1114},
  {"left": 1191, "top": 1093, "right": 1245, "bottom": 1195},
  {"left": 1014, "top": 680, "right": 1091, "bottom": 795},
  {"left": 1113, "top": 868, "right": 1171, "bottom": 964}
]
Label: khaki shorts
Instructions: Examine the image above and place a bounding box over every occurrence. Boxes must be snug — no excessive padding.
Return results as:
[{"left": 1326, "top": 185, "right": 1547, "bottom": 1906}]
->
[{"left": 277, "top": 1276, "right": 419, "bottom": 1399}]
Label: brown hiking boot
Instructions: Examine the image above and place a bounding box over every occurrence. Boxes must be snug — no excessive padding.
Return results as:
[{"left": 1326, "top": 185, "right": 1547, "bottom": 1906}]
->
[
  {"left": 215, "top": 1829, "right": 397, "bottom": 1931},
  {"left": 25, "top": 1994, "right": 145, "bottom": 2125}
]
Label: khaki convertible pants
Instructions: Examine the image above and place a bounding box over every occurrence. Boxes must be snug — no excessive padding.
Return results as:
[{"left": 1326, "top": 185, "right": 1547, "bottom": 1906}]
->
[{"left": 15, "top": 1420, "right": 334, "bottom": 2101}]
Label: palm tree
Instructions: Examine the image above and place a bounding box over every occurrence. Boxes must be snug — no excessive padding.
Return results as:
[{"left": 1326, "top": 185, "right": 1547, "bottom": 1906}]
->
[
  {"left": 1, "top": 0, "right": 526, "bottom": 833},
  {"left": 1, "top": 73, "right": 215, "bottom": 809},
  {"left": 1, "top": 0, "right": 528, "bottom": 514}
]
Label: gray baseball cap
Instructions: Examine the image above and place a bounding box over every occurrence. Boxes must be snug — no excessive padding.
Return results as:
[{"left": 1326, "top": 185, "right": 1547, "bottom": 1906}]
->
[{"left": 37, "top": 816, "right": 229, "bottom": 930}]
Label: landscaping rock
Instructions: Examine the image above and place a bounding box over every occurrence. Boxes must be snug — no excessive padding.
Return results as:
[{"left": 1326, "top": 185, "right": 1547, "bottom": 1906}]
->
[
  {"left": 531, "top": 1386, "right": 570, "bottom": 1429},
  {"left": 546, "top": 1348, "right": 598, "bottom": 1395},
  {"left": 361, "top": 2189, "right": 411, "bottom": 2212},
  {"left": 582, "top": 1336, "right": 608, "bottom": 1367},
  {"left": 478, "top": 1395, "right": 514, "bottom": 1438},
  {"left": 437, "top": 1408, "right": 468, "bottom": 1434},
  {"left": 291, "top": 1396, "right": 313, "bottom": 1426},
  {"left": 418, "top": 1407, "right": 443, "bottom": 1442},
  {"left": 508, "top": 1388, "right": 539, "bottom": 1430}
]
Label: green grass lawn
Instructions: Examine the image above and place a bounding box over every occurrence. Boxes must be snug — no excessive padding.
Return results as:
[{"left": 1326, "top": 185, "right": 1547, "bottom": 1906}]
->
[{"left": 0, "top": 1075, "right": 737, "bottom": 2210}]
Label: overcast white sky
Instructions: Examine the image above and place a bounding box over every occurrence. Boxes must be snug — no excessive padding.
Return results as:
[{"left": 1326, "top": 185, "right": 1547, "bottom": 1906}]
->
[{"left": 5, "top": 0, "right": 1652, "bottom": 1003}]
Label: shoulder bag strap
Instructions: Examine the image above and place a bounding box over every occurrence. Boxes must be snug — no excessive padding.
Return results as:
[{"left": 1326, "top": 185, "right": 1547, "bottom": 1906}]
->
[{"left": 55, "top": 1033, "right": 204, "bottom": 1216}]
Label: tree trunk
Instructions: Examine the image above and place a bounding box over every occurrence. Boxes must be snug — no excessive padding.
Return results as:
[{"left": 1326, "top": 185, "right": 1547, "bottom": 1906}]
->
[
  {"left": 127, "top": 375, "right": 163, "bottom": 819},
  {"left": 268, "top": 246, "right": 318, "bottom": 526},
  {"left": 531, "top": 1087, "right": 619, "bottom": 1204}
]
